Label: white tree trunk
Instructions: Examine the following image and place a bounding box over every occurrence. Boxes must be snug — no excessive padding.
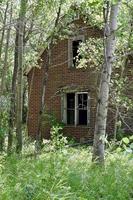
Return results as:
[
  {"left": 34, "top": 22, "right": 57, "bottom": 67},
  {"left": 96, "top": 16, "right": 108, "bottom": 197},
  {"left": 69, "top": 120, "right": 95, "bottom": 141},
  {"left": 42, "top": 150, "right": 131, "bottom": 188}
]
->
[
  {"left": 16, "top": 0, "right": 27, "bottom": 153},
  {"left": 93, "top": 1, "right": 121, "bottom": 163}
]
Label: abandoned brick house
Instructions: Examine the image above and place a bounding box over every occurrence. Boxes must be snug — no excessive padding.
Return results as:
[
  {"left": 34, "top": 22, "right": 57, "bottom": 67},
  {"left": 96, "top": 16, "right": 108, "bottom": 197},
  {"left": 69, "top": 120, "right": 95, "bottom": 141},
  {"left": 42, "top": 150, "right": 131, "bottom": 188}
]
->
[{"left": 25, "top": 16, "right": 133, "bottom": 142}]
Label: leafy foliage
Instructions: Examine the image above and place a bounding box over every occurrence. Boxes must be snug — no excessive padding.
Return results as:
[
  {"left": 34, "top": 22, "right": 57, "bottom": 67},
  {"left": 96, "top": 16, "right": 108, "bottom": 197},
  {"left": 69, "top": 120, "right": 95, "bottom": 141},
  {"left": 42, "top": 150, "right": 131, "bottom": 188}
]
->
[
  {"left": 76, "top": 38, "right": 103, "bottom": 69},
  {"left": 0, "top": 148, "right": 133, "bottom": 199},
  {"left": 42, "top": 113, "right": 68, "bottom": 151},
  {"left": 0, "top": 96, "right": 9, "bottom": 142},
  {"left": 107, "top": 135, "right": 133, "bottom": 154},
  {"left": 50, "top": 123, "right": 68, "bottom": 151}
]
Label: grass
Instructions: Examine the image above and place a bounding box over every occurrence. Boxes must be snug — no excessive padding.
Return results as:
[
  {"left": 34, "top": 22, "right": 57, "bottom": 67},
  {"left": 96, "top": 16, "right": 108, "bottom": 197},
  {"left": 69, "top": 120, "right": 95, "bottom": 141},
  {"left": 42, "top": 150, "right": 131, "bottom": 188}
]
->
[{"left": 0, "top": 147, "right": 133, "bottom": 200}]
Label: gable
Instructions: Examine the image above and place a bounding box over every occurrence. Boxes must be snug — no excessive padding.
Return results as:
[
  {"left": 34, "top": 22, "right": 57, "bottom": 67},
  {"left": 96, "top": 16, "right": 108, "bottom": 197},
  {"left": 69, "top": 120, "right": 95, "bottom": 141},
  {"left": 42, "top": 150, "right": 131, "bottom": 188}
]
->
[{"left": 24, "top": 19, "right": 102, "bottom": 76}]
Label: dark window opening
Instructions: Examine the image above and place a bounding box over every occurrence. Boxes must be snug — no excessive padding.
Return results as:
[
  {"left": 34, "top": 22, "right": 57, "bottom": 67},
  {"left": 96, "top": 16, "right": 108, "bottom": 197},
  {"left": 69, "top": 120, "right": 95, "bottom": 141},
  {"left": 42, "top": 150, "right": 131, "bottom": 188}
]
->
[
  {"left": 67, "top": 93, "right": 75, "bottom": 125},
  {"left": 77, "top": 94, "right": 87, "bottom": 125},
  {"left": 78, "top": 110, "right": 87, "bottom": 125},
  {"left": 72, "top": 40, "right": 82, "bottom": 67},
  {"left": 65, "top": 93, "right": 89, "bottom": 126}
]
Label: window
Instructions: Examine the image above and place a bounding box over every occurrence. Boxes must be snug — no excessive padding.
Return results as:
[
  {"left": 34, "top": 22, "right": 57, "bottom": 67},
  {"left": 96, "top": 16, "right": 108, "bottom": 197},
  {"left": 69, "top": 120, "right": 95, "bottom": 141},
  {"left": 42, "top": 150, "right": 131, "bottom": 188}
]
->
[
  {"left": 77, "top": 93, "right": 88, "bottom": 125},
  {"left": 72, "top": 40, "right": 82, "bottom": 67},
  {"left": 73, "top": 12, "right": 80, "bottom": 20},
  {"left": 61, "top": 92, "right": 90, "bottom": 126},
  {"left": 68, "top": 35, "right": 84, "bottom": 68},
  {"left": 67, "top": 93, "right": 75, "bottom": 125}
]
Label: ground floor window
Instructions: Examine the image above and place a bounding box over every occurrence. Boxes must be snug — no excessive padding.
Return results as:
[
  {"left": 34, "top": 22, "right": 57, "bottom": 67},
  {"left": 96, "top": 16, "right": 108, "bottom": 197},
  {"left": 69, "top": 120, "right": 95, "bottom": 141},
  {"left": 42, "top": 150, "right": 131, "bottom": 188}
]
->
[{"left": 61, "top": 92, "right": 90, "bottom": 126}]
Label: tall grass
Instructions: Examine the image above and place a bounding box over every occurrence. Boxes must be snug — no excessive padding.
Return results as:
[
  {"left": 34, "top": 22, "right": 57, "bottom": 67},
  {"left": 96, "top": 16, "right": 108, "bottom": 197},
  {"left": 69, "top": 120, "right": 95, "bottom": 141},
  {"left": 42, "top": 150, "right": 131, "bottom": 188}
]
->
[{"left": 0, "top": 147, "right": 133, "bottom": 200}]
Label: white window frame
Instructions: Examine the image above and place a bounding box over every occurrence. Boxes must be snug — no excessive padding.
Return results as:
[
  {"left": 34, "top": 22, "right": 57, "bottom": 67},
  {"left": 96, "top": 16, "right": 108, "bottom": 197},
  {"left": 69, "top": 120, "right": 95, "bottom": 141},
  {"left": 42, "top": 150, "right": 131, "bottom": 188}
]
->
[
  {"left": 68, "top": 35, "right": 85, "bottom": 68},
  {"left": 73, "top": 12, "right": 80, "bottom": 20},
  {"left": 61, "top": 92, "right": 90, "bottom": 126}
]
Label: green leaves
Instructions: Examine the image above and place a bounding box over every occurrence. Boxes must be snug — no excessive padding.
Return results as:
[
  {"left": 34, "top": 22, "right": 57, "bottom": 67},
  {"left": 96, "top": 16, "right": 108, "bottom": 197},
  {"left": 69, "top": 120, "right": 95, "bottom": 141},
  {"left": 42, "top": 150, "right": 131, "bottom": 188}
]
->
[
  {"left": 76, "top": 38, "right": 103, "bottom": 70},
  {"left": 122, "top": 137, "right": 129, "bottom": 144},
  {"left": 111, "top": 0, "right": 121, "bottom": 5},
  {"left": 118, "top": 136, "right": 133, "bottom": 153}
]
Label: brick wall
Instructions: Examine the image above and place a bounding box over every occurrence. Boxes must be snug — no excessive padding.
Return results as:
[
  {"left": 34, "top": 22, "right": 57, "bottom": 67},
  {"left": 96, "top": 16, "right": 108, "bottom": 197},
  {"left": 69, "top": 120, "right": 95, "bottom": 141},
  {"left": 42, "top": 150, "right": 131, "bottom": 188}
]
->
[{"left": 27, "top": 19, "right": 117, "bottom": 141}]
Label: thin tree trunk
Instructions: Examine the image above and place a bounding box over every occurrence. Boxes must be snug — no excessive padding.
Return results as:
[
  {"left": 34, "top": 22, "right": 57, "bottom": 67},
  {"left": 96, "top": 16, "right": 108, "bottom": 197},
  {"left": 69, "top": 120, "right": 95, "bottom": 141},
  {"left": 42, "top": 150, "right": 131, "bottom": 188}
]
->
[
  {"left": 22, "top": 80, "right": 27, "bottom": 124},
  {"left": 16, "top": 0, "right": 27, "bottom": 153},
  {"left": 16, "top": 22, "right": 23, "bottom": 153},
  {"left": 35, "top": 3, "right": 62, "bottom": 154},
  {"left": 0, "top": 0, "right": 8, "bottom": 64},
  {"left": 92, "top": 1, "right": 121, "bottom": 163},
  {"left": 35, "top": 49, "right": 49, "bottom": 154},
  {"left": 7, "top": 22, "right": 19, "bottom": 154},
  {"left": 0, "top": 1, "right": 9, "bottom": 151},
  {"left": 0, "top": 2, "right": 12, "bottom": 94}
]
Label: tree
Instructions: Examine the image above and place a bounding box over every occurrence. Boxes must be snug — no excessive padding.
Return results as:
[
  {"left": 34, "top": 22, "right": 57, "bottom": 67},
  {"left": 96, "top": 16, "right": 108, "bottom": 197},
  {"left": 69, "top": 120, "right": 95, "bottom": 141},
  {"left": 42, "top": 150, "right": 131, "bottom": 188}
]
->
[
  {"left": 16, "top": 0, "right": 27, "bottom": 153},
  {"left": 92, "top": 0, "right": 121, "bottom": 163},
  {"left": 0, "top": 0, "right": 9, "bottom": 151},
  {"left": 34, "top": 0, "right": 73, "bottom": 153},
  {"left": 7, "top": 21, "right": 19, "bottom": 154},
  {"left": 0, "top": 0, "right": 8, "bottom": 70},
  {"left": 0, "top": 1, "right": 12, "bottom": 94}
]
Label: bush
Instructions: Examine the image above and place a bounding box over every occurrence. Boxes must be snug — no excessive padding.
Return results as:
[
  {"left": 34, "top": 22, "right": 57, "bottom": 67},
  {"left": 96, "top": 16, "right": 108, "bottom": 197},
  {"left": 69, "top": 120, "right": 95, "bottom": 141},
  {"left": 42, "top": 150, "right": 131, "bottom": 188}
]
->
[
  {"left": 41, "top": 112, "right": 68, "bottom": 151},
  {"left": 50, "top": 123, "right": 68, "bottom": 151},
  {"left": 107, "top": 135, "right": 133, "bottom": 154}
]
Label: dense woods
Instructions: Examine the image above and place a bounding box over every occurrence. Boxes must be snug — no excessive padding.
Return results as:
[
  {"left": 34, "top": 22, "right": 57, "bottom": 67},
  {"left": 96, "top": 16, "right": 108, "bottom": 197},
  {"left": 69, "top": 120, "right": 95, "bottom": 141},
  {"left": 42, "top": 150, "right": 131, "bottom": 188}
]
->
[{"left": 0, "top": 0, "right": 133, "bottom": 198}]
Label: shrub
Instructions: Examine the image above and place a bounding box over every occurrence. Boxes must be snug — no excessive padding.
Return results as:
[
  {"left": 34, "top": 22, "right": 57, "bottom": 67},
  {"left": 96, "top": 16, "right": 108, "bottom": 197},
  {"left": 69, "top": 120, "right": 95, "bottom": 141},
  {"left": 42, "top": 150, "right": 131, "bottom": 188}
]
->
[{"left": 50, "top": 123, "right": 68, "bottom": 151}]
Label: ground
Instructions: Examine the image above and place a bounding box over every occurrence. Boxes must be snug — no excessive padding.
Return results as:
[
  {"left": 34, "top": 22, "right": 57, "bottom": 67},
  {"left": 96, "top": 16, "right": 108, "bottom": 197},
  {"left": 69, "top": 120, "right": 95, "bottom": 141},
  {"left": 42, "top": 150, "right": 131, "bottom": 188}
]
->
[{"left": 0, "top": 146, "right": 133, "bottom": 200}]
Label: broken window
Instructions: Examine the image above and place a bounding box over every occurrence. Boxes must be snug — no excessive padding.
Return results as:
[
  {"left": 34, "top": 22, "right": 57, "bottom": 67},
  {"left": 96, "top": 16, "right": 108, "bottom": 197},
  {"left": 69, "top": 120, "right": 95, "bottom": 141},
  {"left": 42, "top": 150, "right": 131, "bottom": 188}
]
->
[
  {"left": 72, "top": 40, "right": 82, "bottom": 67},
  {"left": 62, "top": 92, "right": 90, "bottom": 126},
  {"left": 68, "top": 35, "right": 84, "bottom": 68}
]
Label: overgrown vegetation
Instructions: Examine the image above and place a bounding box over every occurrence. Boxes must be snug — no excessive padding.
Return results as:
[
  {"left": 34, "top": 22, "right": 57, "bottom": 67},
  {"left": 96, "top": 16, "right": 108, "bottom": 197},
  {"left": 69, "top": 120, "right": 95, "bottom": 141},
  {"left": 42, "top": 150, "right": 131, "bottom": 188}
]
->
[
  {"left": 0, "top": 146, "right": 133, "bottom": 200},
  {"left": 0, "top": 114, "right": 133, "bottom": 199},
  {"left": 0, "top": 0, "right": 133, "bottom": 164}
]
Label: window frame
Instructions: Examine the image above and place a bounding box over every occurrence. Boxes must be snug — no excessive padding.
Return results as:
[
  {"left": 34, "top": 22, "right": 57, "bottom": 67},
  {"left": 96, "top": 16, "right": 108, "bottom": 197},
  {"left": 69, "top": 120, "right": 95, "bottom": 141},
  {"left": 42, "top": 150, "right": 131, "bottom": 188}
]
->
[
  {"left": 61, "top": 92, "right": 90, "bottom": 126},
  {"left": 68, "top": 35, "right": 85, "bottom": 68},
  {"left": 73, "top": 12, "right": 80, "bottom": 20}
]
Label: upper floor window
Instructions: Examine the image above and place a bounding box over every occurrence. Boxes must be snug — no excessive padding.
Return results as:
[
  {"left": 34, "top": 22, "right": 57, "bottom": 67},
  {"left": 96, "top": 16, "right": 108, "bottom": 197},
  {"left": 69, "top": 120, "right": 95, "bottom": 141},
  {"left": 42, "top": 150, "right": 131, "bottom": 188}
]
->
[
  {"left": 73, "top": 12, "right": 80, "bottom": 20},
  {"left": 68, "top": 35, "right": 85, "bottom": 68}
]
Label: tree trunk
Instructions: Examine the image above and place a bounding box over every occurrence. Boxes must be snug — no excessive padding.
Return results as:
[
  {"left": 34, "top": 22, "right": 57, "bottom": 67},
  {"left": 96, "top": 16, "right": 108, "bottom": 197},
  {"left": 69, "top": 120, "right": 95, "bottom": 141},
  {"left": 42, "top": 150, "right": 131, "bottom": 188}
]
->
[
  {"left": 7, "top": 22, "right": 19, "bottom": 154},
  {"left": 0, "top": 1, "right": 8, "bottom": 64},
  {"left": 0, "top": 2, "right": 12, "bottom": 94},
  {"left": 22, "top": 80, "right": 27, "bottom": 124},
  {"left": 16, "top": 0, "right": 27, "bottom": 153},
  {"left": 35, "top": 49, "right": 49, "bottom": 154},
  {"left": 0, "top": 1, "right": 9, "bottom": 151},
  {"left": 92, "top": 1, "right": 121, "bottom": 163},
  {"left": 35, "top": 3, "right": 62, "bottom": 154}
]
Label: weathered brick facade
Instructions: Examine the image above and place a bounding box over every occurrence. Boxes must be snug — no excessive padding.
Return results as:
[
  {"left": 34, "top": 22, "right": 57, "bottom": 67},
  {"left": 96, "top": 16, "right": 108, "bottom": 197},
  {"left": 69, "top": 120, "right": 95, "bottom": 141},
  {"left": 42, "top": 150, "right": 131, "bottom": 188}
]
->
[{"left": 27, "top": 19, "right": 132, "bottom": 142}]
